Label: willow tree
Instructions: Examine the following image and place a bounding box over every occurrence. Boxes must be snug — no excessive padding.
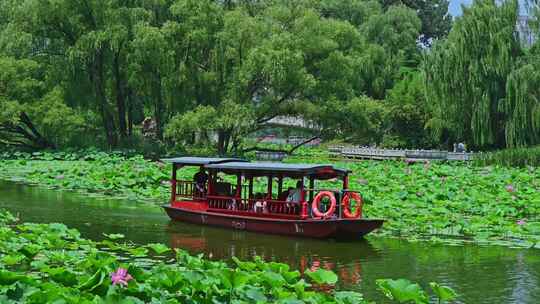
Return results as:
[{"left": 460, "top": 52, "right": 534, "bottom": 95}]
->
[
  {"left": 424, "top": 0, "right": 522, "bottom": 148},
  {"left": 504, "top": 59, "right": 540, "bottom": 147}
]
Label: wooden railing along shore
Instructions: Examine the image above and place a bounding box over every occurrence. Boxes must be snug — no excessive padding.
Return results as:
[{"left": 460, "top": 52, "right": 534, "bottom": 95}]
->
[{"left": 328, "top": 146, "right": 475, "bottom": 162}]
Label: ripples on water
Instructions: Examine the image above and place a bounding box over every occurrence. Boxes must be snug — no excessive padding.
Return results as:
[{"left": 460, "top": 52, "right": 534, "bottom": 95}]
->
[{"left": 0, "top": 181, "right": 539, "bottom": 303}]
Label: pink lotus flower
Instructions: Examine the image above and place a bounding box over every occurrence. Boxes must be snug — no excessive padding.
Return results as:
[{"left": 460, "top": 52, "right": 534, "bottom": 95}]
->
[
  {"left": 517, "top": 219, "right": 526, "bottom": 226},
  {"left": 110, "top": 268, "right": 133, "bottom": 287},
  {"left": 506, "top": 184, "right": 515, "bottom": 193}
]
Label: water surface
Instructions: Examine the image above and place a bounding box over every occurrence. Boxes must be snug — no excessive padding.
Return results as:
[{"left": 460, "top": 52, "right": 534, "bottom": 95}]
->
[{"left": 0, "top": 181, "right": 538, "bottom": 303}]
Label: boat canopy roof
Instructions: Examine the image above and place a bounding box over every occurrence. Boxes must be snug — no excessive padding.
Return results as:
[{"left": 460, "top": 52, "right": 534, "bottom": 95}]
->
[
  {"left": 161, "top": 157, "right": 246, "bottom": 166},
  {"left": 205, "top": 161, "right": 349, "bottom": 179}
]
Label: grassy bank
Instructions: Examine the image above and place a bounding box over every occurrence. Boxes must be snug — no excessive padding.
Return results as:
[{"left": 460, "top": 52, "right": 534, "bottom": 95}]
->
[
  {"left": 0, "top": 151, "right": 539, "bottom": 247},
  {"left": 0, "top": 211, "right": 457, "bottom": 303}
]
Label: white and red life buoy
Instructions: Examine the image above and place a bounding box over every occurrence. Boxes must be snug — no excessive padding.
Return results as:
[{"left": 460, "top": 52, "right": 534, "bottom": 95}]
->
[
  {"left": 311, "top": 191, "right": 336, "bottom": 218},
  {"left": 342, "top": 192, "right": 363, "bottom": 218}
]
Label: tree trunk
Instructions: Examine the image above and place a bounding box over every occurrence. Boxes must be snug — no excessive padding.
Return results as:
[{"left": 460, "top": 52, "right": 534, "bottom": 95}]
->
[
  {"left": 94, "top": 50, "right": 117, "bottom": 147},
  {"left": 127, "top": 88, "right": 134, "bottom": 136},
  {"left": 0, "top": 112, "right": 55, "bottom": 149},
  {"left": 216, "top": 130, "right": 232, "bottom": 155},
  {"left": 223, "top": 130, "right": 231, "bottom": 153},
  {"left": 19, "top": 112, "right": 54, "bottom": 149},
  {"left": 217, "top": 130, "right": 226, "bottom": 155},
  {"left": 114, "top": 52, "right": 127, "bottom": 139},
  {"left": 153, "top": 73, "right": 164, "bottom": 140}
]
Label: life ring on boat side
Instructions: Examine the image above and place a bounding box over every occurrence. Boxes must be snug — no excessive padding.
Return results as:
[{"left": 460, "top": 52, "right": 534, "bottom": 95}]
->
[
  {"left": 342, "top": 192, "right": 363, "bottom": 219},
  {"left": 311, "top": 191, "right": 336, "bottom": 218}
]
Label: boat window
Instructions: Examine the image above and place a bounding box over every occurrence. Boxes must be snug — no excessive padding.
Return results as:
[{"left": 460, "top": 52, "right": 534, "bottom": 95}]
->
[{"left": 213, "top": 182, "right": 232, "bottom": 196}]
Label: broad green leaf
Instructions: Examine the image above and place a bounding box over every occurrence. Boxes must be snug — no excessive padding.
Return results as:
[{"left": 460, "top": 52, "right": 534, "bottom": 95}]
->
[
  {"left": 334, "top": 291, "right": 365, "bottom": 304},
  {"left": 103, "top": 233, "right": 125, "bottom": 240},
  {"left": 429, "top": 282, "right": 457, "bottom": 302},
  {"left": 376, "top": 279, "right": 428, "bottom": 304},
  {"left": 147, "top": 243, "right": 171, "bottom": 255},
  {"left": 305, "top": 269, "right": 338, "bottom": 285}
]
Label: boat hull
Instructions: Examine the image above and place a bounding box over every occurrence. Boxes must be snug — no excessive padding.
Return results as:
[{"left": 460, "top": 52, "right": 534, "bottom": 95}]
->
[{"left": 163, "top": 205, "right": 384, "bottom": 239}]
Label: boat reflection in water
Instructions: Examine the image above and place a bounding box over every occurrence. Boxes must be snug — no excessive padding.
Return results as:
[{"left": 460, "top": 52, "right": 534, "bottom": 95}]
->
[{"left": 166, "top": 221, "right": 379, "bottom": 288}]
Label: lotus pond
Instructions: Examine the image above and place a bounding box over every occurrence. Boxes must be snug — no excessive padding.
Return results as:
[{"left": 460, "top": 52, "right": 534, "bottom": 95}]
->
[
  {"left": 1, "top": 181, "right": 539, "bottom": 303},
  {"left": 0, "top": 151, "right": 539, "bottom": 247}
]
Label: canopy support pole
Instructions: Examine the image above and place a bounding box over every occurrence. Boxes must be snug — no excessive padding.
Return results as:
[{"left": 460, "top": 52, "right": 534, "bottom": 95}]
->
[
  {"left": 341, "top": 174, "right": 349, "bottom": 219},
  {"left": 236, "top": 174, "right": 242, "bottom": 200},
  {"left": 309, "top": 177, "right": 314, "bottom": 202},
  {"left": 300, "top": 178, "right": 308, "bottom": 219},
  {"left": 208, "top": 170, "right": 213, "bottom": 195},
  {"left": 171, "top": 164, "right": 177, "bottom": 204},
  {"left": 248, "top": 176, "right": 253, "bottom": 199},
  {"left": 267, "top": 175, "right": 273, "bottom": 199}
]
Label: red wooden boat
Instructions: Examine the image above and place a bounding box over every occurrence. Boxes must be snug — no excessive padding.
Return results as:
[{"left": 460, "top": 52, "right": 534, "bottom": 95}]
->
[{"left": 162, "top": 157, "right": 384, "bottom": 239}]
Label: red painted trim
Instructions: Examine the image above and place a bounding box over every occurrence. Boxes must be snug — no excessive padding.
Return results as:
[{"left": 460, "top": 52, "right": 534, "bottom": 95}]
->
[
  {"left": 301, "top": 201, "right": 308, "bottom": 219},
  {"left": 172, "top": 200, "right": 208, "bottom": 211},
  {"left": 206, "top": 208, "right": 301, "bottom": 220}
]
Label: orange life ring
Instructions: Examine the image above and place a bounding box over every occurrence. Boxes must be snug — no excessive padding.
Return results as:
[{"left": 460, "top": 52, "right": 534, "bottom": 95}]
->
[
  {"left": 342, "top": 192, "right": 363, "bottom": 218},
  {"left": 311, "top": 191, "right": 336, "bottom": 218}
]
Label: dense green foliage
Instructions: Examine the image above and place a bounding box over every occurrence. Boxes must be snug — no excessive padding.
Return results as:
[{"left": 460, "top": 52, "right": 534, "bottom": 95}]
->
[
  {"left": 1, "top": 0, "right": 540, "bottom": 153},
  {"left": 425, "top": 0, "right": 540, "bottom": 149},
  {"left": 1, "top": 152, "right": 539, "bottom": 247},
  {"left": 0, "top": 211, "right": 458, "bottom": 303},
  {"left": 0, "top": 0, "right": 443, "bottom": 153}
]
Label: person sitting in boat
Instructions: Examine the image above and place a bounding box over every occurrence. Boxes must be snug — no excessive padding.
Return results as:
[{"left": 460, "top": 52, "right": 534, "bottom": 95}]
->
[
  {"left": 286, "top": 181, "right": 302, "bottom": 203},
  {"left": 278, "top": 187, "right": 294, "bottom": 201},
  {"left": 253, "top": 193, "right": 268, "bottom": 213},
  {"left": 193, "top": 167, "right": 208, "bottom": 197}
]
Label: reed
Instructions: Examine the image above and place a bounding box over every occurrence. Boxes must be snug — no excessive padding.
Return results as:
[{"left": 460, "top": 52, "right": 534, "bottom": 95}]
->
[{"left": 475, "top": 146, "right": 540, "bottom": 167}]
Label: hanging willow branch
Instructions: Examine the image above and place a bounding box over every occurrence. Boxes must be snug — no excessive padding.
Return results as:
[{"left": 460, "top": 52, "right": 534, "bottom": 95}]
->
[
  {"left": 424, "top": 0, "right": 525, "bottom": 148},
  {"left": 504, "top": 63, "right": 540, "bottom": 147}
]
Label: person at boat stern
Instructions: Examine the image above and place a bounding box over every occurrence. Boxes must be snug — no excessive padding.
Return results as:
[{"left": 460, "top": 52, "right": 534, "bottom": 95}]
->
[
  {"left": 193, "top": 167, "right": 208, "bottom": 197},
  {"left": 285, "top": 181, "right": 304, "bottom": 214}
]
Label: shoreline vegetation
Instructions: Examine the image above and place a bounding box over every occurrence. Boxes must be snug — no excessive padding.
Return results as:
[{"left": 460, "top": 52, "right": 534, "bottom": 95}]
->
[
  {"left": 0, "top": 150, "right": 539, "bottom": 249},
  {"left": 0, "top": 211, "right": 458, "bottom": 303}
]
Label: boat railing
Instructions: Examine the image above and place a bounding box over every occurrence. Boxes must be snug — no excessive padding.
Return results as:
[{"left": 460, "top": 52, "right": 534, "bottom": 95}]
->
[
  {"left": 207, "top": 195, "right": 301, "bottom": 217},
  {"left": 175, "top": 180, "right": 206, "bottom": 200},
  {"left": 304, "top": 188, "right": 359, "bottom": 201}
]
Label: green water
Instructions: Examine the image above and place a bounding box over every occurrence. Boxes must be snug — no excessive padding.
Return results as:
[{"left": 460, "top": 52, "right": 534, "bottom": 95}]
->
[{"left": 0, "top": 181, "right": 538, "bottom": 303}]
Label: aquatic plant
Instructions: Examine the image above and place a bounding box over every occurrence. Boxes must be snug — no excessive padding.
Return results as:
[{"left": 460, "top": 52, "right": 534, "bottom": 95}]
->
[
  {"left": 0, "top": 152, "right": 539, "bottom": 247},
  {"left": 0, "top": 211, "right": 457, "bottom": 303},
  {"left": 376, "top": 279, "right": 457, "bottom": 304}
]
